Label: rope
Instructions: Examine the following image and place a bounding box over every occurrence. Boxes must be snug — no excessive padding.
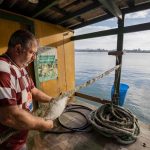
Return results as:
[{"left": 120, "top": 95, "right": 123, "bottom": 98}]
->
[
  {"left": 88, "top": 103, "right": 140, "bottom": 145},
  {"left": 44, "top": 65, "right": 121, "bottom": 117},
  {"left": 0, "top": 65, "right": 120, "bottom": 144}
]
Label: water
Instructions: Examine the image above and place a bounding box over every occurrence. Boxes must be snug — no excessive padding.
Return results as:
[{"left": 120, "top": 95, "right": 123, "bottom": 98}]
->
[{"left": 75, "top": 52, "right": 150, "bottom": 124}]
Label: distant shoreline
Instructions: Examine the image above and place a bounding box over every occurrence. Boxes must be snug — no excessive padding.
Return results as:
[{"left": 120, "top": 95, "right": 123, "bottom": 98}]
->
[{"left": 75, "top": 50, "right": 150, "bottom": 53}]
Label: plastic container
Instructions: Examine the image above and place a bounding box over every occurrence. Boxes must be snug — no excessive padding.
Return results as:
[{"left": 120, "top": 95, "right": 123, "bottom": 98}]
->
[{"left": 111, "top": 83, "right": 129, "bottom": 106}]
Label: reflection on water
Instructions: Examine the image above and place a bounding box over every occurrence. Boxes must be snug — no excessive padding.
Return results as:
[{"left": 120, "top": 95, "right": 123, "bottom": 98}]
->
[{"left": 75, "top": 52, "right": 150, "bottom": 124}]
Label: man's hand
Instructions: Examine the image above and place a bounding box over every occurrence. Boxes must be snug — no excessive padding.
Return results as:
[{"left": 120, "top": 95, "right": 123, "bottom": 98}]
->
[
  {"left": 0, "top": 105, "right": 54, "bottom": 131},
  {"left": 40, "top": 119, "right": 53, "bottom": 131},
  {"left": 49, "top": 97, "right": 54, "bottom": 101},
  {"left": 31, "top": 87, "right": 54, "bottom": 103}
]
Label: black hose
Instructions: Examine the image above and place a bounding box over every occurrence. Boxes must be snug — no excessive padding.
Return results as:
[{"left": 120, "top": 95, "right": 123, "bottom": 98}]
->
[{"left": 45, "top": 104, "right": 92, "bottom": 134}]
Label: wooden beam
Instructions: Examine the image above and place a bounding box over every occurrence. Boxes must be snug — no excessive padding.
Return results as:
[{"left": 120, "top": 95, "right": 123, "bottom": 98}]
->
[
  {"left": 56, "top": 2, "right": 100, "bottom": 24},
  {"left": 60, "top": 0, "right": 79, "bottom": 9},
  {"left": 70, "top": 13, "right": 113, "bottom": 29},
  {"left": 113, "top": 16, "right": 124, "bottom": 105},
  {"left": 9, "top": 0, "right": 18, "bottom": 8},
  {"left": 32, "top": 0, "right": 60, "bottom": 18},
  {"left": 108, "top": 51, "right": 124, "bottom": 56},
  {"left": 123, "top": 2, "right": 150, "bottom": 14},
  {"left": 52, "top": 6, "right": 84, "bottom": 23},
  {"left": 71, "top": 28, "right": 118, "bottom": 41},
  {"left": 76, "top": 16, "right": 85, "bottom": 23},
  {"left": 75, "top": 92, "right": 110, "bottom": 104},
  {"left": 127, "top": 0, "right": 135, "bottom": 8},
  {"left": 71, "top": 22, "right": 150, "bottom": 41},
  {"left": 52, "top": 6, "right": 67, "bottom": 15},
  {"left": 0, "top": 9, "right": 34, "bottom": 26},
  {"left": 124, "top": 22, "right": 150, "bottom": 33},
  {"left": 97, "top": 0, "right": 122, "bottom": 19},
  {"left": 70, "top": 2, "right": 150, "bottom": 30}
]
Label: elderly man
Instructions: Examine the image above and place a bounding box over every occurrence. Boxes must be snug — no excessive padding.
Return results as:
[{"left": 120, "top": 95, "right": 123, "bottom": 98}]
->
[{"left": 0, "top": 30, "right": 53, "bottom": 150}]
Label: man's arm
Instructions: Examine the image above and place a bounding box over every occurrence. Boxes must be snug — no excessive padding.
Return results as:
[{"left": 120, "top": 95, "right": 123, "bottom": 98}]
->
[
  {"left": 31, "top": 87, "right": 54, "bottom": 103},
  {"left": 0, "top": 105, "right": 53, "bottom": 131}
]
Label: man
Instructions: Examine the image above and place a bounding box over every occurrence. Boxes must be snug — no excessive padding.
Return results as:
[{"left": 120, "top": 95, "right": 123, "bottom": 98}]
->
[{"left": 0, "top": 30, "right": 54, "bottom": 150}]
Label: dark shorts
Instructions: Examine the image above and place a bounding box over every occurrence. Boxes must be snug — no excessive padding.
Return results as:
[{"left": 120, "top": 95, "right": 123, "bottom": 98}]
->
[{"left": 0, "top": 130, "right": 28, "bottom": 150}]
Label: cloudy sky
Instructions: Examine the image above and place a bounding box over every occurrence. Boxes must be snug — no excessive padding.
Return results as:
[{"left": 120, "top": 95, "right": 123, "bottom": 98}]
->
[{"left": 74, "top": 9, "right": 150, "bottom": 50}]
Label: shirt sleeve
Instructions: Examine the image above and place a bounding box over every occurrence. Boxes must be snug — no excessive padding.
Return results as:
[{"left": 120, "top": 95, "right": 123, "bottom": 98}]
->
[{"left": 0, "top": 71, "right": 17, "bottom": 106}]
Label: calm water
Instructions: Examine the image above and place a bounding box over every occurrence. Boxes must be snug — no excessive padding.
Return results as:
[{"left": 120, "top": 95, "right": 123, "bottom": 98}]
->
[{"left": 75, "top": 52, "right": 150, "bottom": 124}]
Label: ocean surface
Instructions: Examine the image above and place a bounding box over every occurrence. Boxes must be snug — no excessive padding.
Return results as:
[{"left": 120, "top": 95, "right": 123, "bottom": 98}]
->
[{"left": 75, "top": 52, "right": 150, "bottom": 124}]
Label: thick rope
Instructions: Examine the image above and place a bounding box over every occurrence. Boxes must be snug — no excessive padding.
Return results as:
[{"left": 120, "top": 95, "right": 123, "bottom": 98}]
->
[
  {"left": 88, "top": 103, "right": 140, "bottom": 145},
  {"left": 44, "top": 65, "right": 121, "bottom": 117},
  {"left": 0, "top": 65, "right": 120, "bottom": 144}
]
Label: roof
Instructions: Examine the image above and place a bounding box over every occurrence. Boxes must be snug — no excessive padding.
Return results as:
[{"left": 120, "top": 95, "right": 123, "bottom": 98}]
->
[{"left": 0, "top": 0, "right": 150, "bottom": 30}]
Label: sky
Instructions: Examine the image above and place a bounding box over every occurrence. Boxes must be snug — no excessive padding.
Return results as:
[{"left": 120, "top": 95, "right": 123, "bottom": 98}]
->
[{"left": 74, "top": 9, "right": 150, "bottom": 50}]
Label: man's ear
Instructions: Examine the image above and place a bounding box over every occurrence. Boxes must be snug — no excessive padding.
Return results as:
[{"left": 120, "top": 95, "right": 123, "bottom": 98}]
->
[{"left": 15, "top": 44, "right": 22, "bottom": 55}]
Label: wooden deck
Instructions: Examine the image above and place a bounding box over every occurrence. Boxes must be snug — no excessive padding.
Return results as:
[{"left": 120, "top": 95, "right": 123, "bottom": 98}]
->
[{"left": 27, "top": 99, "right": 150, "bottom": 150}]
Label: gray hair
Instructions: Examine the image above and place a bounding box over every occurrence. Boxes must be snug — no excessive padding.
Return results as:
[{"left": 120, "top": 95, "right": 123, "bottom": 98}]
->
[{"left": 8, "top": 29, "right": 37, "bottom": 50}]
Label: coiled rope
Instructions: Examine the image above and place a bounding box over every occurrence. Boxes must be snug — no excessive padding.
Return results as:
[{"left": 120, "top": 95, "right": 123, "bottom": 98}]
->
[{"left": 88, "top": 103, "right": 140, "bottom": 144}]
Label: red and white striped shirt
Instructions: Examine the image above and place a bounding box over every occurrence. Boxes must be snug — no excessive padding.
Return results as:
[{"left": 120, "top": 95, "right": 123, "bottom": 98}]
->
[{"left": 0, "top": 54, "right": 35, "bottom": 149}]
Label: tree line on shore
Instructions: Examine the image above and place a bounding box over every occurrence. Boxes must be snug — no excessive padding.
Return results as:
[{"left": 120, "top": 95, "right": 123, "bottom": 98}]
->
[{"left": 75, "top": 48, "right": 150, "bottom": 53}]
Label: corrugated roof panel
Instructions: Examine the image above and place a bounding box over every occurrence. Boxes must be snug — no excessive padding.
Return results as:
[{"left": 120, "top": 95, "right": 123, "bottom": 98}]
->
[{"left": 0, "top": 0, "right": 150, "bottom": 29}]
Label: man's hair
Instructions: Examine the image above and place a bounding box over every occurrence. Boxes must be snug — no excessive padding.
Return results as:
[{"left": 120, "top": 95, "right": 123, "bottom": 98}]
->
[{"left": 8, "top": 29, "right": 37, "bottom": 49}]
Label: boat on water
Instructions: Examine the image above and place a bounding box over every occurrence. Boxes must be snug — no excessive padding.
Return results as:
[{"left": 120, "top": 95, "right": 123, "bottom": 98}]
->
[{"left": 0, "top": 0, "right": 150, "bottom": 149}]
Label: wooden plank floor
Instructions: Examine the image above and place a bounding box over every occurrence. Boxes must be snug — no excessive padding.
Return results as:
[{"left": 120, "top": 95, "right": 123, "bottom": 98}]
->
[{"left": 27, "top": 98, "right": 150, "bottom": 150}]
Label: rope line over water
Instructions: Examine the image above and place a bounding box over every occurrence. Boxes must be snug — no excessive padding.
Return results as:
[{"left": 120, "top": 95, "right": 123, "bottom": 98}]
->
[{"left": 44, "top": 65, "right": 121, "bottom": 117}]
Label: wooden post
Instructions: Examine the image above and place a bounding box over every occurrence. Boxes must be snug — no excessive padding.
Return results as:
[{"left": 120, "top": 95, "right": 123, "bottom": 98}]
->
[{"left": 112, "top": 14, "right": 124, "bottom": 105}]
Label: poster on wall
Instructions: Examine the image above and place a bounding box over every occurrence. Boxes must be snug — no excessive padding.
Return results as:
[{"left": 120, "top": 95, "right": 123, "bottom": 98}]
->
[{"left": 35, "top": 46, "right": 58, "bottom": 82}]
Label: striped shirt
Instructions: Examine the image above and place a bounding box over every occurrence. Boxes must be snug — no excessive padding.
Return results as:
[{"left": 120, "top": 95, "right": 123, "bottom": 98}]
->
[
  {"left": 0, "top": 54, "right": 34, "bottom": 108},
  {"left": 0, "top": 54, "right": 35, "bottom": 149}
]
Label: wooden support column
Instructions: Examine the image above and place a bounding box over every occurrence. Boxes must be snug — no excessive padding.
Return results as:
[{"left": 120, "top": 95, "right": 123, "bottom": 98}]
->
[{"left": 112, "top": 14, "right": 124, "bottom": 105}]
